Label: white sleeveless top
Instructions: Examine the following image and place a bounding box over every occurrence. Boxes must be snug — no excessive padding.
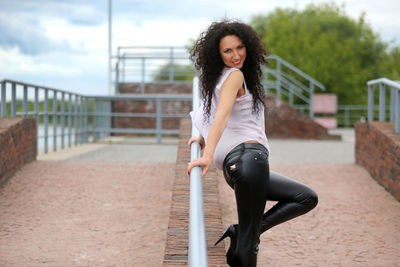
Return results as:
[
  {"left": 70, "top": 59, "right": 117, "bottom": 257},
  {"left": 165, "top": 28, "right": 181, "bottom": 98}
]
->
[{"left": 190, "top": 67, "right": 270, "bottom": 170}]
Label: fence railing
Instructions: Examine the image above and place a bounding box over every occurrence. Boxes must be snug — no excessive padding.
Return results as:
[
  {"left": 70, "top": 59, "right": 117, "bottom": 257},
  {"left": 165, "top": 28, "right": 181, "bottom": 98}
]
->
[
  {"left": 1, "top": 79, "right": 192, "bottom": 154},
  {"left": 188, "top": 77, "right": 208, "bottom": 267},
  {"left": 263, "top": 55, "right": 326, "bottom": 119},
  {"left": 367, "top": 78, "right": 400, "bottom": 133},
  {"left": 294, "top": 104, "right": 392, "bottom": 128},
  {"left": 113, "top": 46, "right": 194, "bottom": 94},
  {"left": 111, "top": 47, "right": 327, "bottom": 119},
  {"left": 1, "top": 79, "right": 90, "bottom": 154}
]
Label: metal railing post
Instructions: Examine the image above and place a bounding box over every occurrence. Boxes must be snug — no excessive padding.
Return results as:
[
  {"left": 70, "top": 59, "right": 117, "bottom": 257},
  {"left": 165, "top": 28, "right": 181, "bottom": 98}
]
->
[
  {"left": 156, "top": 98, "right": 162, "bottom": 144},
  {"left": 68, "top": 93, "right": 72, "bottom": 148},
  {"left": 169, "top": 47, "right": 174, "bottom": 82},
  {"left": 276, "top": 59, "right": 281, "bottom": 100},
  {"left": 53, "top": 91, "right": 58, "bottom": 151},
  {"left": 379, "top": 83, "right": 386, "bottom": 122},
  {"left": 34, "top": 87, "right": 39, "bottom": 154},
  {"left": 44, "top": 89, "right": 49, "bottom": 153},
  {"left": 390, "top": 87, "right": 396, "bottom": 122},
  {"left": 23, "top": 85, "right": 28, "bottom": 117},
  {"left": 61, "top": 92, "right": 65, "bottom": 149},
  {"left": 11, "top": 83, "right": 16, "bottom": 118},
  {"left": 368, "top": 84, "right": 374, "bottom": 122},
  {"left": 396, "top": 89, "right": 400, "bottom": 133},
  {"left": 309, "top": 83, "right": 314, "bottom": 119},
  {"left": 1, "top": 81, "right": 6, "bottom": 117},
  {"left": 141, "top": 58, "right": 146, "bottom": 94}
]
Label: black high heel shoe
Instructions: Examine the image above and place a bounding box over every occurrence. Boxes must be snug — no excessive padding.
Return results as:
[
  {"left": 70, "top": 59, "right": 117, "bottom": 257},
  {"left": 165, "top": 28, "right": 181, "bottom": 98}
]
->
[{"left": 215, "top": 224, "right": 238, "bottom": 266}]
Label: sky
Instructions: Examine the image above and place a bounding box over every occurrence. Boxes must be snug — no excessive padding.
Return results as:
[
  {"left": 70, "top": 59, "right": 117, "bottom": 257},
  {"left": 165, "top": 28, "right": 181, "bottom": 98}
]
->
[{"left": 0, "top": 0, "right": 399, "bottom": 96}]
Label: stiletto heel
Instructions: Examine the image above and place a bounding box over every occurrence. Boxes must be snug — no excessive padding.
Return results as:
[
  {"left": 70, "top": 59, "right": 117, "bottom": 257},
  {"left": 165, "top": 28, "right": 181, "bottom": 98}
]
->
[{"left": 215, "top": 224, "right": 238, "bottom": 266}]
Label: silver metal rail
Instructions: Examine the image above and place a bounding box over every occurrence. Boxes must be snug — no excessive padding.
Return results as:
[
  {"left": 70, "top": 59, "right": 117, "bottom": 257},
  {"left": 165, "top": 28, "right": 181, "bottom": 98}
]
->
[
  {"left": 188, "top": 77, "right": 208, "bottom": 267},
  {"left": 263, "top": 55, "right": 326, "bottom": 119},
  {"left": 367, "top": 78, "right": 400, "bottom": 133},
  {"left": 1, "top": 79, "right": 90, "bottom": 154},
  {"left": 111, "top": 47, "right": 326, "bottom": 120},
  {"left": 0, "top": 79, "right": 192, "bottom": 154}
]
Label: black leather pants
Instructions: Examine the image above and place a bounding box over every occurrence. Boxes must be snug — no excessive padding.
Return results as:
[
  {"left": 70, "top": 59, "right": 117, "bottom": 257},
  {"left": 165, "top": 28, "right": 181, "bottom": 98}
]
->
[{"left": 223, "top": 143, "right": 318, "bottom": 267}]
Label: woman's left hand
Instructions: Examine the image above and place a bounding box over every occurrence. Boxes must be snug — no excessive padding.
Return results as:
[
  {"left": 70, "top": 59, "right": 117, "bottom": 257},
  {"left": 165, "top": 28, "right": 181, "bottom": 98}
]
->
[{"left": 187, "top": 156, "right": 212, "bottom": 177}]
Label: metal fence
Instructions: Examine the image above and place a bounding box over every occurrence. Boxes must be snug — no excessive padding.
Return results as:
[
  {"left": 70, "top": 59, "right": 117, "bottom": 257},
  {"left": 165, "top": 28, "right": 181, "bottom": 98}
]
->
[
  {"left": 0, "top": 79, "right": 191, "bottom": 154},
  {"left": 263, "top": 55, "right": 326, "bottom": 118},
  {"left": 188, "top": 77, "right": 208, "bottom": 267},
  {"left": 1, "top": 79, "right": 91, "bottom": 154},
  {"left": 367, "top": 78, "right": 400, "bottom": 133},
  {"left": 294, "top": 104, "right": 392, "bottom": 128},
  {"left": 111, "top": 47, "right": 327, "bottom": 119},
  {"left": 113, "top": 46, "right": 194, "bottom": 93}
]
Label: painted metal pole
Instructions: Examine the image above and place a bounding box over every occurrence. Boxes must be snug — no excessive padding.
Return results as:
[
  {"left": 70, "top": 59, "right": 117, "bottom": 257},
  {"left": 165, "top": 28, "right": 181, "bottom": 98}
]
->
[
  {"left": 188, "top": 76, "right": 208, "bottom": 267},
  {"left": 11, "top": 83, "right": 16, "bottom": 118},
  {"left": 1, "top": 81, "right": 6, "bottom": 117},
  {"left": 396, "top": 89, "right": 400, "bottom": 134},
  {"left": 44, "top": 89, "right": 49, "bottom": 153},
  {"left": 156, "top": 98, "right": 162, "bottom": 144},
  {"left": 379, "top": 83, "right": 386, "bottom": 122},
  {"left": 23, "top": 85, "right": 28, "bottom": 117},
  {"left": 53, "top": 91, "right": 57, "bottom": 152},
  {"left": 61, "top": 92, "right": 65, "bottom": 149},
  {"left": 108, "top": 0, "right": 112, "bottom": 95},
  {"left": 368, "top": 85, "right": 374, "bottom": 122}
]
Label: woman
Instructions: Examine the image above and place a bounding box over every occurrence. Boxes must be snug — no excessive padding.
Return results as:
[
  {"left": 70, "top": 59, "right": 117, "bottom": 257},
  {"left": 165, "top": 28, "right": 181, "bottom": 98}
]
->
[{"left": 187, "top": 20, "right": 318, "bottom": 267}]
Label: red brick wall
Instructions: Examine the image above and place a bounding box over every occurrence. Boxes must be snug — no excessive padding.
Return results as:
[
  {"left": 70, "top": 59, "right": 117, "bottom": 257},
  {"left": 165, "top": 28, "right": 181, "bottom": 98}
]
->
[
  {"left": 120, "top": 82, "right": 192, "bottom": 94},
  {"left": 355, "top": 121, "right": 400, "bottom": 201},
  {"left": 264, "top": 96, "right": 339, "bottom": 139},
  {"left": 163, "top": 119, "right": 226, "bottom": 266},
  {"left": 115, "top": 83, "right": 339, "bottom": 139},
  {"left": 0, "top": 118, "right": 37, "bottom": 184}
]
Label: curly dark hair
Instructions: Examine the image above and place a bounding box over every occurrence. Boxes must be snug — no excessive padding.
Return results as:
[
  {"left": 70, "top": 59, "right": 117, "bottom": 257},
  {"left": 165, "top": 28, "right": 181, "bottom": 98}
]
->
[{"left": 190, "top": 20, "right": 268, "bottom": 119}]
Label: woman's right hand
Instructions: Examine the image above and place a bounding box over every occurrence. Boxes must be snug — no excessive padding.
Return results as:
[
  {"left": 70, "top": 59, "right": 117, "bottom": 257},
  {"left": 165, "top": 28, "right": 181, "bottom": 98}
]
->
[{"left": 187, "top": 135, "right": 205, "bottom": 150}]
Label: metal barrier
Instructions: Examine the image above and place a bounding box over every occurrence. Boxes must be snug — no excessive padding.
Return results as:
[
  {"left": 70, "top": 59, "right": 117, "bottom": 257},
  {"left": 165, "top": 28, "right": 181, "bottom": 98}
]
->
[
  {"left": 0, "top": 79, "right": 192, "bottom": 154},
  {"left": 1, "top": 79, "right": 90, "bottom": 154},
  {"left": 88, "top": 94, "right": 191, "bottom": 143},
  {"left": 188, "top": 77, "right": 208, "bottom": 267},
  {"left": 263, "top": 55, "right": 326, "bottom": 119},
  {"left": 113, "top": 46, "right": 194, "bottom": 93},
  {"left": 111, "top": 46, "right": 326, "bottom": 119},
  {"left": 367, "top": 78, "right": 400, "bottom": 133},
  {"left": 294, "top": 104, "right": 392, "bottom": 128}
]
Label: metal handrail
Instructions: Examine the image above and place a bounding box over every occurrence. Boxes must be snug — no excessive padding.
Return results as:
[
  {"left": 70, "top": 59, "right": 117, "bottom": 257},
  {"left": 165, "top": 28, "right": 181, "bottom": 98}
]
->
[
  {"left": 0, "top": 79, "right": 192, "bottom": 153},
  {"left": 367, "top": 78, "right": 400, "bottom": 133},
  {"left": 188, "top": 77, "right": 208, "bottom": 267}
]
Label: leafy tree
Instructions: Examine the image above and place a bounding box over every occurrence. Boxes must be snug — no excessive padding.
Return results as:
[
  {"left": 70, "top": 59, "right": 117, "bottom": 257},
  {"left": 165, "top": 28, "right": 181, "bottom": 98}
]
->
[
  {"left": 250, "top": 3, "right": 392, "bottom": 104},
  {"left": 153, "top": 63, "right": 194, "bottom": 81}
]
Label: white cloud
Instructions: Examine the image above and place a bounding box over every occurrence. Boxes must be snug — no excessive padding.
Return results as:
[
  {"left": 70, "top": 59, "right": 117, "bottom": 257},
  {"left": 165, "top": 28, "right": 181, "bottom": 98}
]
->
[{"left": 0, "top": 0, "right": 399, "bottom": 96}]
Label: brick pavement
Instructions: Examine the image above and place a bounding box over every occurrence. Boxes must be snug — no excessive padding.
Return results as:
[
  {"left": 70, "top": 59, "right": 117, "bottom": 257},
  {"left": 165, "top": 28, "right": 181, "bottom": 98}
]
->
[
  {"left": 0, "top": 161, "right": 175, "bottom": 266},
  {"left": 1, "top": 127, "right": 400, "bottom": 266},
  {"left": 218, "top": 163, "right": 400, "bottom": 266}
]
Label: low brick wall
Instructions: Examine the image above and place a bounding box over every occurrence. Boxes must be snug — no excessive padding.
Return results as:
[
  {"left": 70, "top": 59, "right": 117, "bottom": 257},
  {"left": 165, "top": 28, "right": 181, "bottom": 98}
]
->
[
  {"left": 0, "top": 118, "right": 37, "bottom": 184},
  {"left": 163, "top": 119, "right": 226, "bottom": 266},
  {"left": 264, "top": 96, "right": 339, "bottom": 139},
  {"left": 120, "top": 82, "right": 192, "bottom": 94},
  {"left": 112, "top": 96, "right": 192, "bottom": 131},
  {"left": 355, "top": 121, "right": 400, "bottom": 201}
]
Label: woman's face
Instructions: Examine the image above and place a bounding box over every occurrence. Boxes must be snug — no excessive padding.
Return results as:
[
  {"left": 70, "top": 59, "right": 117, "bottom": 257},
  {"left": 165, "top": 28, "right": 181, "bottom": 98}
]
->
[{"left": 219, "top": 35, "right": 246, "bottom": 69}]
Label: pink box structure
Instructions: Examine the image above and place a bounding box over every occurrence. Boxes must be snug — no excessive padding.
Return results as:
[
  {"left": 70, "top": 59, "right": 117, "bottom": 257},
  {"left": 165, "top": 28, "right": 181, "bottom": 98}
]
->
[{"left": 313, "top": 94, "right": 338, "bottom": 129}]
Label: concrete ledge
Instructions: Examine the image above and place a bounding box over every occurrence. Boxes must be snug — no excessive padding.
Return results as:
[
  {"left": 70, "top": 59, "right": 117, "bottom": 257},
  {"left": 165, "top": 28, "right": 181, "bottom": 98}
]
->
[
  {"left": 0, "top": 118, "right": 37, "bottom": 184},
  {"left": 355, "top": 121, "right": 400, "bottom": 201},
  {"left": 163, "top": 119, "right": 226, "bottom": 266}
]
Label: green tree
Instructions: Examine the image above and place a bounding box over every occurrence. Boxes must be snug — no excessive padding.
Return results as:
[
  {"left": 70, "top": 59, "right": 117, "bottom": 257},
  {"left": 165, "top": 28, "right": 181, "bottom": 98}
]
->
[
  {"left": 251, "top": 3, "right": 391, "bottom": 104},
  {"left": 153, "top": 63, "right": 194, "bottom": 81}
]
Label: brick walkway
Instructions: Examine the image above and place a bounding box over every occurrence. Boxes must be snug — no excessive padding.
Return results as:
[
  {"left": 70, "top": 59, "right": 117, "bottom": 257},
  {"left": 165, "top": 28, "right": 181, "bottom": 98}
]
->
[
  {"left": 218, "top": 163, "right": 400, "bottom": 266},
  {"left": 0, "top": 161, "right": 175, "bottom": 266},
  {"left": 1, "top": 129, "right": 400, "bottom": 266}
]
